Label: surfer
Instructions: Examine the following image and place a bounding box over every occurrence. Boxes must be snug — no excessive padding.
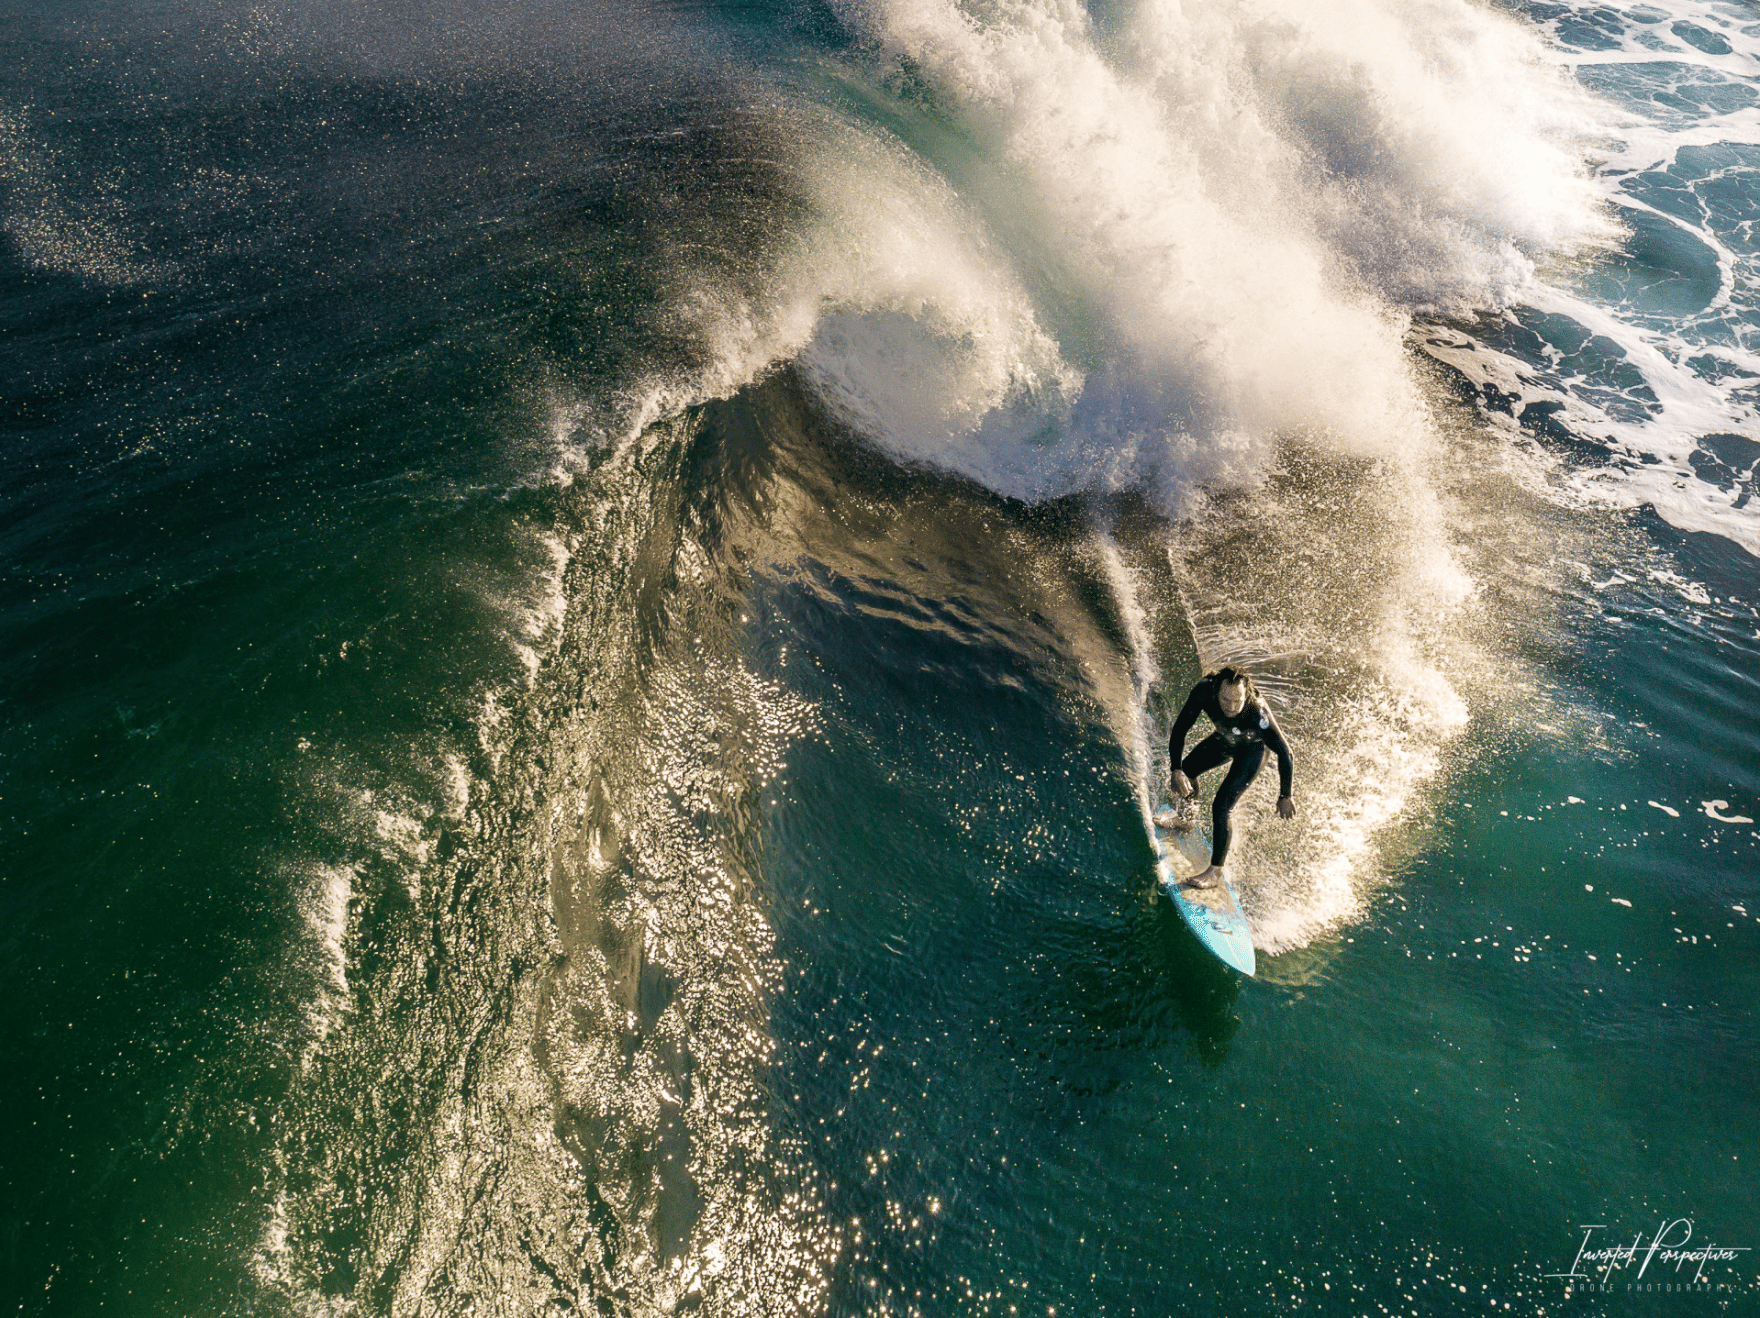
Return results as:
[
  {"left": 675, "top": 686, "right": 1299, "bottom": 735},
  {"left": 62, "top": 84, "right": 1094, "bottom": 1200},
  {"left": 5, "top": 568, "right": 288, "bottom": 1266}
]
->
[{"left": 1166, "top": 666, "right": 1294, "bottom": 888}]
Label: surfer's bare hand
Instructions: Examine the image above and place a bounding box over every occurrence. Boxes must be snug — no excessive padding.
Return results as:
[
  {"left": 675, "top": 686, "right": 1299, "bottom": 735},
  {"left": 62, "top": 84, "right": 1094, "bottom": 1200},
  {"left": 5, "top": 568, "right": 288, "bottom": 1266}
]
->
[
  {"left": 1172, "top": 770, "right": 1195, "bottom": 799},
  {"left": 1277, "top": 795, "right": 1295, "bottom": 820}
]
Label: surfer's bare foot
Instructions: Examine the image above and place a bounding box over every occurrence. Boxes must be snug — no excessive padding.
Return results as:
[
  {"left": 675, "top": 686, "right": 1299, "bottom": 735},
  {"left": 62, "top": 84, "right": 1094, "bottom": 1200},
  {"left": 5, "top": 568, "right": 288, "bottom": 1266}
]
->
[{"left": 1182, "top": 865, "right": 1220, "bottom": 889}]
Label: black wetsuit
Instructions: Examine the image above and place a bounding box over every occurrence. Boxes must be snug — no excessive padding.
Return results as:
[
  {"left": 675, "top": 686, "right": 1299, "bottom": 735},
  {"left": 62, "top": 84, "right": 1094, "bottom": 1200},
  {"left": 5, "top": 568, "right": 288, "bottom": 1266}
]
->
[{"left": 1169, "top": 675, "right": 1294, "bottom": 867}]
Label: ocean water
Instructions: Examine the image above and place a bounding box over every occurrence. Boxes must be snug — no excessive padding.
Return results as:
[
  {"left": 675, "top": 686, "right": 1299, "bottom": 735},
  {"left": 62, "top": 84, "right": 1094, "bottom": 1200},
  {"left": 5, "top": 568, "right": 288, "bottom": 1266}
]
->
[{"left": 1, "top": 0, "right": 1756, "bottom": 1313}]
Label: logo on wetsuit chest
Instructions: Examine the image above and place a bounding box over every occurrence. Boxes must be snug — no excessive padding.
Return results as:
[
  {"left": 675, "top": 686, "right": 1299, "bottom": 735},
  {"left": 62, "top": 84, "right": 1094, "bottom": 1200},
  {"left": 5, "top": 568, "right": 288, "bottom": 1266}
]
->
[{"left": 1218, "top": 713, "right": 1270, "bottom": 744}]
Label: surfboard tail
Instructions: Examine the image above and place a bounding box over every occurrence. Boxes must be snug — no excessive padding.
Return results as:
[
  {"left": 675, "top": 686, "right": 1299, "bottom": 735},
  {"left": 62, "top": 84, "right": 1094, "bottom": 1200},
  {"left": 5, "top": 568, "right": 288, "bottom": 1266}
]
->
[{"left": 1152, "top": 809, "right": 1256, "bottom": 977}]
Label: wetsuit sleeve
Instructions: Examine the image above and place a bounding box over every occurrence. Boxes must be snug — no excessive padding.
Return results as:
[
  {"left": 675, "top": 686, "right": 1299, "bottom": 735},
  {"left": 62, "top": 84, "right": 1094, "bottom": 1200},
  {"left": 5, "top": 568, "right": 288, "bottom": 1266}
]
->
[
  {"left": 1262, "top": 706, "right": 1294, "bottom": 796},
  {"left": 1168, "top": 679, "right": 1208, "bottom": 765}
]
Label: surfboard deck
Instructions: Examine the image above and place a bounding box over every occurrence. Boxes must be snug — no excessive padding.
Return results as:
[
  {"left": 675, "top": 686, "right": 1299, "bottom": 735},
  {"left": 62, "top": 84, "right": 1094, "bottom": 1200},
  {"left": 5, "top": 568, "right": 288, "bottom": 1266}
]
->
[{"left": 1152, "top": 803, "right": 1256, "bottom": 977}]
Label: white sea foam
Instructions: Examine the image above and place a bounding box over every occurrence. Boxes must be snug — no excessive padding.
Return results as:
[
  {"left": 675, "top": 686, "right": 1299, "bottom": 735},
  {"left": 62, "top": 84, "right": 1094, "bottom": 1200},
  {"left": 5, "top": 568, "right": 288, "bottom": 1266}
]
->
[
  {"left": 294, "top": 862, "right": 355, "bottom": 1046},
  {"left": 559, "top": 0, "right": 1615, "bottom": 516},
  {"left": 1089, "top": 533, "right": 1163, "bottom": 819},
  {"left": 481, "top": 0, "right": 1674, "bottom": 966},
  {"left": 755, "top": 0, "right": 1608, "bottom": 955},
  {"left": 1414, "top": 0, "right": 1760, "bottom": 555},
  {"left": 253, "top": 1191, "right": 358, "bottom": 1318},
  {"left": 787, "top": 0, "right": 1613, "bottom": 500},
  {"left": 694, "top": 120, "right": 1085, "bottom": 497},
  {"left": 511, "top": 527, "right": 574, "bottom": 680},
  {"left": 440, "top": 749, "right": 472, "bottom": 819}
]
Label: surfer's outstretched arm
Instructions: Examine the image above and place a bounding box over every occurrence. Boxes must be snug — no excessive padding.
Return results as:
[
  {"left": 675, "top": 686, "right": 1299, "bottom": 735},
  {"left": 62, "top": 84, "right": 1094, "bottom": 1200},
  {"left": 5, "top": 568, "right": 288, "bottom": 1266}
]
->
[{"left": 1263, "top": 708, "right": 1296, "bottom": 818}]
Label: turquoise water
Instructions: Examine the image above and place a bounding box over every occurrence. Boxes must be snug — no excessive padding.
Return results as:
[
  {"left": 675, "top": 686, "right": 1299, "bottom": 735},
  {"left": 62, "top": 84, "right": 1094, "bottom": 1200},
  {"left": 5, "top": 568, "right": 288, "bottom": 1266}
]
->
[{"left": 2, "top": 0, "right": 1757, "bottom": 1314}]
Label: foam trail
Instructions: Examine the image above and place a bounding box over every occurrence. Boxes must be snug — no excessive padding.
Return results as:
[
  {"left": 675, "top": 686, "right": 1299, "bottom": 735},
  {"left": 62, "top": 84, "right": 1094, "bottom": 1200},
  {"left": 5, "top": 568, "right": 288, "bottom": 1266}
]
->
[
  {"left": 1090, "top": 533, "right": 1163, "bottom": 825},
  {"left": 296, "top": 863, "right": 354, "bottom": 1048},
  {"left": 1164, "top": 431, "right": 1483, "bottom": 955},
  {"left": 1091, "top": 517, "right": 1469, "bottom": 957}
]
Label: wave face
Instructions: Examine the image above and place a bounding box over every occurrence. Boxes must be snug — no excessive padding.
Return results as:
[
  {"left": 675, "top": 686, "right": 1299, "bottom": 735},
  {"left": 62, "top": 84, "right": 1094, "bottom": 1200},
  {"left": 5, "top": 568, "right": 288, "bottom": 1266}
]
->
[{"left": 4, "top": 0, "right": 1758, "bottom": 1315}]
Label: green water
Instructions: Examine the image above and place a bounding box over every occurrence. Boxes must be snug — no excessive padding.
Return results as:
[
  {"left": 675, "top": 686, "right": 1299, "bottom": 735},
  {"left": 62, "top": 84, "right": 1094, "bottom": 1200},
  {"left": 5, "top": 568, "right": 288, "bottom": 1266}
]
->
[{"left": 4, "top": 0, "right": 1759, "bottom": 1313}]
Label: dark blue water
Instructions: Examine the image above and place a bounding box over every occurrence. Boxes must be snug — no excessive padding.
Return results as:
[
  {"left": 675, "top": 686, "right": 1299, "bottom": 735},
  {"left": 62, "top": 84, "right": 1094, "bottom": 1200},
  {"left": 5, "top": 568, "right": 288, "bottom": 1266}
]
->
[{"left": 3, "top": 0, "right": 1757, "bottom": 1313}]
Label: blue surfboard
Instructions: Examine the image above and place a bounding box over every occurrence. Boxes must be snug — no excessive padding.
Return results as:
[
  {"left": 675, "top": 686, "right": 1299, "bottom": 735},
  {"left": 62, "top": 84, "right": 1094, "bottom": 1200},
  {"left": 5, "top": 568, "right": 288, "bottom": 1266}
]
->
[{"left": 1151, "top": 804, "right": 1256, "bottom": 977}]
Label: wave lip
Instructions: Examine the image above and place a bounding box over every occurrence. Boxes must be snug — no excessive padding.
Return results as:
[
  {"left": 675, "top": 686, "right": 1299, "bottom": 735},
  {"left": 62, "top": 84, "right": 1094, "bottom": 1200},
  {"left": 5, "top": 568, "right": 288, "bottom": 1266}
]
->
[
  {"left": 573, "top": 0, "right": 1618, "bottom": 520},
  {"left": 791, "top": 0, "right": 1611, "bottom": 500}
]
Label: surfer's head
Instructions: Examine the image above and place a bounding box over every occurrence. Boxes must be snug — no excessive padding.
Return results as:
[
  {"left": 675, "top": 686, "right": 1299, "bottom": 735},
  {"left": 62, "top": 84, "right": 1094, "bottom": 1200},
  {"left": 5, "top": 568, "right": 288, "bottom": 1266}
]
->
[{"left": 1212, "top": 666, "right": 1257, "bottom": 717}]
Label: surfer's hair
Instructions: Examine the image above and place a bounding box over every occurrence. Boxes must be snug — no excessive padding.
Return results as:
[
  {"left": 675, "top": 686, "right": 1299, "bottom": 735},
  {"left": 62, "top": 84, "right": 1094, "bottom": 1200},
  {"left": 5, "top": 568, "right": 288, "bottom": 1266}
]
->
[{"left": 1210, "top": 666, "right": 1259, "bottom": 705}]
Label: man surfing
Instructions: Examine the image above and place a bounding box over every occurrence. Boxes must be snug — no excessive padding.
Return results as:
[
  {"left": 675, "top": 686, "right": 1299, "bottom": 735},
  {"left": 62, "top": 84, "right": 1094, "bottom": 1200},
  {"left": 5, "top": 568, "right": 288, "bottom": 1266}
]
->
[{"left": 1161, "top": 665, "right": 1295, "bottom": 889}]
